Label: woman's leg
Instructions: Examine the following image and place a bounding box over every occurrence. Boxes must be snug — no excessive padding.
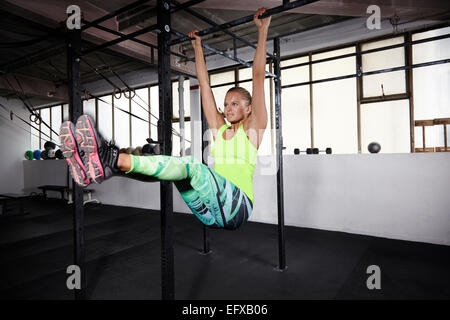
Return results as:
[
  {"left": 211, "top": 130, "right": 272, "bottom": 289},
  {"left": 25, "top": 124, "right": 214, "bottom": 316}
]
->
[
  {"left": 124, "top": 154, "right": 253, "bottom": 230},
  {"left": 62, "top": 114, "right": 252, "bottom": 230},
  {"left": 173, "top": 178, "right": 217, "bottom": 227}
]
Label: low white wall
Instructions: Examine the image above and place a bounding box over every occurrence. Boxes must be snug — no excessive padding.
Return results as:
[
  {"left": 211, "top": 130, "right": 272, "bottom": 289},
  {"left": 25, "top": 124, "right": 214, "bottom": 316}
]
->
[
  {"left": 253, "top": 153, "right": 450, "bottom": 246},
  {"left": 23, "top": 153, "right": 450, "bottom": 246}
]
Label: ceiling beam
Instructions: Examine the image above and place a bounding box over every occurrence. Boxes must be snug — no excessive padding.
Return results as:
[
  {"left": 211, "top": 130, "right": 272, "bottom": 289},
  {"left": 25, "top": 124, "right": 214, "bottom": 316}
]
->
[{"left": 191, "top": 0, "right": 450, "bottom": 19}]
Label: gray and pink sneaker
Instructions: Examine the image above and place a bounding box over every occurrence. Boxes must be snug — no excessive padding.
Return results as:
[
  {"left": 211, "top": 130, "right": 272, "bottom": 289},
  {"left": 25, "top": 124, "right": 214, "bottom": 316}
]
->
[
  {"left": 75, "top": 115, "right": 119, "bottom": 184},
  {"left": 59, "top": 121, "right": 90, "bottom": 187}
]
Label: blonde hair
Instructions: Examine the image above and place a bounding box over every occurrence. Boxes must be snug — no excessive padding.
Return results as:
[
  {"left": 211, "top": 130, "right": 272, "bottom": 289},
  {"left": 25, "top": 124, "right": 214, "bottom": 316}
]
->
[{"left": 226, "top": 86, "right": 252, "bottom": 106}]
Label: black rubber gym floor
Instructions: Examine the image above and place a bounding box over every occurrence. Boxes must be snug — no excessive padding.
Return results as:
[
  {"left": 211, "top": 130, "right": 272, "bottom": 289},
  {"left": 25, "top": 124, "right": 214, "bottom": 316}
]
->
[{"left": 1, "top": 198, "right": 449, "bottom": 300}]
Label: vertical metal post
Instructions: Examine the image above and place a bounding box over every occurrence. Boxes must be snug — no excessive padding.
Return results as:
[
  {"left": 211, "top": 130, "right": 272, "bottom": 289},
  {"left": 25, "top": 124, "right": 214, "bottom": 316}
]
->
[
  {"left": 38, "top": 110, "right": 41, "bottom": 150},
  {"left": 308, "top": 53, "right": 314, "bottom": 149},
  {"left": 148, "top": 86, "right": 152, "bottom": 138},
  {"left": 356, "top": 44, "right": 363, "bottom": 153},
  {"left": 273, "top": 37, "right": 286, "bottom": 271},
  {"left": 157, "top": 0, "right": 175, "bottom": 300},
  {"left": 129, "top": 93, "right": 132, "bottom": 147},
  {"left": 201, "top": 109, "right": 211, "bottom": 254},
  {"left": 67, "top": 27, "right": 86, "bottom": 299},
  {"left": 405, "top": 33, "right": 415, "bottom": 153},
  {"left": 269, "top": 62, "right": 275, "bottom": 155},
  {"left": 95, "top": 97, "right": 99, "bottom": 130},
  {"left": 179, "top": 76, "right": 185, "bottom": 156}
]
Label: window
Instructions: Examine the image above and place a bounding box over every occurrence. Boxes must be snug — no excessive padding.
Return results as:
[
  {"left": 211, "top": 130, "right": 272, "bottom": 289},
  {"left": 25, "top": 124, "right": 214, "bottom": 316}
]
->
[
  {"left": 413, "top": 26, "right": 450, "bottom": 64},
  {"left": 83, "top": 98, "right": 96, "bottom": 122},
  {"left": 281, "top": 56, "right": 309, "bottom": 86},
  {"left": 131, "top": 88, "right": 150, "bottom": 147},
  {"left": 113, "top": 95, "right": 130, "bottom": 148},
  {"left": 51, "top": 105, "right": 62, "bottom": 144},
  {"left": 361, "top": 36, "right": 406, "bottom": 97},
  {"left": 281, "top": 87, "right": 311, "bottom": 155},
  {"left": 172, "top": 79, "right": 191, "bottom": 120},
  {"left": 281, "top": 57, "right": 311, "bottom": 154},
  {"left": 413, "top": 27, "right": 450, "bottom": 149},
  {"left": 150, "top": 86, "right": 159, "bottom": 141},
  {"left": 313, "top": 47, "right": 355, "bottom": 80},
  {"left": 62, "top": 104, "right": 69, "bottom": 121},
  {"left": 361, "top": 100, "right": 411, "bottom": 153},
  {"left": 98, "top": 95, "right": 113, "bottom": 142},
  {"left": 30, "top": 125, "right": 40, "bottom": 151},
  {"left": 312, "top": 47, "right": 358, "bottom": 154},
  {"left": 210, "top": 70, "right": 234, "bottom": 86},
  {"left": 39, "top": 108, "right": 50, "bottom": 148}
]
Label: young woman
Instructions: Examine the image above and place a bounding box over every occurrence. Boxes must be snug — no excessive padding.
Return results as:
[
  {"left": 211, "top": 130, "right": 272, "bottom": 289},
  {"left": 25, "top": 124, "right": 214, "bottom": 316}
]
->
[{"left": 60, "top": 8, "right": 271, "bottom": 230}]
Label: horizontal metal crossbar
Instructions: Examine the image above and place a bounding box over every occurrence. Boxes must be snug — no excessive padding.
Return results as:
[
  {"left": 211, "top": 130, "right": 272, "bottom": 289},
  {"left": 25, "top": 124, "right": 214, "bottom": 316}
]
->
[
  {"left": 169, "top": 0, "right": 320, "bottom": 46},
  {"left": 82, "top": 24, "right": 159, "bottom": 55},
  {"left": 210, "top": 75, "right": 272, "bottom": 89},
  {"left": 80, "top": 19, "right": 193, "bottom": 62},
  {"left": 281, "top": 32, "right": 450, "bottom": 71},
  {"left": 281, "top": 58, "right": 450, "bottom": 89}
]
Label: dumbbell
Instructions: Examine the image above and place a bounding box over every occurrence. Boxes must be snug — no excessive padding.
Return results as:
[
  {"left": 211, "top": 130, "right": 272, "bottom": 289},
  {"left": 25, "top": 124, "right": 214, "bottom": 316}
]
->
[
  {"left": 142, "top": 138, "right": 161, "bottom": 156},
  {"left": 294, "top": 148, "right": 314, "bottom": 155},
  {"left": 310, "top": 147, "right": 332, "bottom": 154}
]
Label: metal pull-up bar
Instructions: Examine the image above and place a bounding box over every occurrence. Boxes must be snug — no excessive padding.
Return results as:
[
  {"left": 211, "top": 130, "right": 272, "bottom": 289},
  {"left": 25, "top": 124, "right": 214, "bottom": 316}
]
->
[
  {"left": 169, "top": 0, "right": 320, "bottom": 46},
  {"left": 170, "top": 29, "right": 277, "bottom": 78},
  {"left": 170, "top": 0, "right": 276, "bottom": 60}
]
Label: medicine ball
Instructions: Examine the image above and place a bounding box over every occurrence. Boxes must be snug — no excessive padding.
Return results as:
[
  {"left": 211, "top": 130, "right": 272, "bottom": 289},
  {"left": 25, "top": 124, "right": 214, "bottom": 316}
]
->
[
  {"left": 55, "top": 149, "right": 64, "bottom": 159},
  {"left": 47, "top": 149, "right": 56, "bottom": 159},
  {"left": 25, "top": 150, "right": 34, "bottom": 160},
  {"left": 41, "top": 150, "right": 49, "bottom": 160},
  {"left": 33, "top": 150, "right": 42, "bottom": 160},
  {"left": 368, "top": 142, "right": 381, "bottom": 153},
  {"left": 44, "top": 141, "right": 56, "bottom": 151}
]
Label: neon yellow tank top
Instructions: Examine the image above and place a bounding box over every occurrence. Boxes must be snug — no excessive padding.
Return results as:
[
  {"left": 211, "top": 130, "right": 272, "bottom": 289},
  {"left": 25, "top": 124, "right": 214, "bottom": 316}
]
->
[{"left": 211, "top": 123, "right": 258, "bottom": 203}]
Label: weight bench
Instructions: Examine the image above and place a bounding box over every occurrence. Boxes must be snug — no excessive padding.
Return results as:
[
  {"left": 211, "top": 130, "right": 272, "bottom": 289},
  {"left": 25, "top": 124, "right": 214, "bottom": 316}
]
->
[
  {"left": 0, "top": 193, "right": 29, "bottom": 217},
  {"left": 67, "top": 188, "right": 100, "bottom": 205},
  {"left": 38, "top": 185, "right": 66, "bottom": 200},
  {"left": 38, "top": 185, "right": 100, "bottom": 205}
]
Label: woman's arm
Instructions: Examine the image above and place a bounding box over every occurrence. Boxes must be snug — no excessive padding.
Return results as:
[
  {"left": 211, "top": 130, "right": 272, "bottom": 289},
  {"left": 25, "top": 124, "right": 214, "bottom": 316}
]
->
[
  {"left": 247, "top": 8, "right": 271, "bottom": 146},
  {"left": 188, "top": 30, "right": 225, "bottom": 139}
]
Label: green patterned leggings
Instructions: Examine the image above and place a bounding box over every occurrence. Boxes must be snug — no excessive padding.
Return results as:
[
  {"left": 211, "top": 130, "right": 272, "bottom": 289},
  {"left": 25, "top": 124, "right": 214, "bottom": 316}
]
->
[{"left": 127, "top": 155, "right": 253, "bottom": 230}]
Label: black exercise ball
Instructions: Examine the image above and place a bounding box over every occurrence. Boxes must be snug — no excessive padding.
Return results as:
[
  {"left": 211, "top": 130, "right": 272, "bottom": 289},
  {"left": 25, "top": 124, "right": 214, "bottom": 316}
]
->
[
  {"left": 41, "top": 150, "right": 49, "bottom": 159},
  {"left": 44, "top": 141, "right": 56, "bottom": 151},
  {"left": 55, "top": 149, "right": 64, "bottom": 159},
  {"left": 368, "top": 142, "right": 381, "bottom": 153}
]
